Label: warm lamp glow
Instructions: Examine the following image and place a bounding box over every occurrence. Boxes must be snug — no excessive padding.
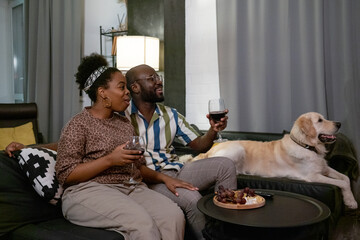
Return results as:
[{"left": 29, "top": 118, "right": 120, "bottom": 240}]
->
[{"left": 116, "top": 36, "right": 160, "bottom": 71}]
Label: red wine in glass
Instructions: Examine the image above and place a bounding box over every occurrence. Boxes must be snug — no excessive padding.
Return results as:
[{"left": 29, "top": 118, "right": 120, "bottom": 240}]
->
[
  {"left": 137, "top": 148, "right": 145, "bottom": 155},
  {"left": 209, "top": 111, "right": 226, "bottom": 123},
  {"left": 208, "top": 98, "right": 228, "bottom": 143}
]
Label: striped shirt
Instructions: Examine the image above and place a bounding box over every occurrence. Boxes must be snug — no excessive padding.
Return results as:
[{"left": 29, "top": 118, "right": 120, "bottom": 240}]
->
[{"left": 124, "top": 100, "right": 201, "bottom": 171}]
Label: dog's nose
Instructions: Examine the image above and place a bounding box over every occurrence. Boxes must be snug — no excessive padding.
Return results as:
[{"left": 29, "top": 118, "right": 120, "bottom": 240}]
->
[{"left": 335, "top": 122, "right": 341, "bottom": 129}]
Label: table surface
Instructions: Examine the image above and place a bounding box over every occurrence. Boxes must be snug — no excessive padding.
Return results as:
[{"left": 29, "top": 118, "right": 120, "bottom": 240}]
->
[{"left": 197, "top": 189, "right": 331, "bottom": 228}]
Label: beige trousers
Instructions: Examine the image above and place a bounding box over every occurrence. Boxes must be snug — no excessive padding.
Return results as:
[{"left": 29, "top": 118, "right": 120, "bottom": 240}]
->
[{"left": 61, "top": 181, "right": 185, "bottom": 240}]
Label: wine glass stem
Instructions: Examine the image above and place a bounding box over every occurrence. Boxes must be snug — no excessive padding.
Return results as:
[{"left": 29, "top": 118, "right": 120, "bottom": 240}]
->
[
  {"left": 131, "top": 163, "right": 135, "bottom": 179},
  {"left": 217, "top": 131, "right": 223, "bottom": 141}
]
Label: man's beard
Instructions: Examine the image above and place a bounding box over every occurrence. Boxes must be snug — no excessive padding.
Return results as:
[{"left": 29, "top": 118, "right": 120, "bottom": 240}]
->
[{"left": 140, "top": 86, "right": 164, "bottom": 103}]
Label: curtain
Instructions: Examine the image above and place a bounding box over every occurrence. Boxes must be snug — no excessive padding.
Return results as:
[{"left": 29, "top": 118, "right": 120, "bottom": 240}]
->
[
  {"left": 26, "top": 0, "right": 83, "bottom": 142},
  {"left": 216, "top": 0, "right": 360, "bottom": 199}
]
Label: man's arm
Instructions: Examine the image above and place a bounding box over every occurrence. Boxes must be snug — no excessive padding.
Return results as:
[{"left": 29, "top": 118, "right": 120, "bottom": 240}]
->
[
  {"left": 187, "top": 128, "right": 218, "bottom": 153},
  {"left": 5, "top": 141, "right": 59, "bottom": 157}
]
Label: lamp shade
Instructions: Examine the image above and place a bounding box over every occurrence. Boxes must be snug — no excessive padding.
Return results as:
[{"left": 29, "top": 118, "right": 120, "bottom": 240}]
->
[{"left": 116, "top": 36, "right": 160, "bottom": 71}]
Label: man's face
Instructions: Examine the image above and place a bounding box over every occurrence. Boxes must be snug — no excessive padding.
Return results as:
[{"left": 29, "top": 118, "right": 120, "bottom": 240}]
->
[{"left": 135, "top": 66, "right": 164, "bottom": 103}]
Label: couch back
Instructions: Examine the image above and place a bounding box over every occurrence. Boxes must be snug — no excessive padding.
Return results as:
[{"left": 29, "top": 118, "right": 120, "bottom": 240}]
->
[{"left": 220, "top": 130, "right": 285, "bottom": 141}]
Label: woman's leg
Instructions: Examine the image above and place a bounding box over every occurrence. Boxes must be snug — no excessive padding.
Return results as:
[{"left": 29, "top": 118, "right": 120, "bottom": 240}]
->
[{"left": 61, "top": 181, "right": 161, "bottom": 240}]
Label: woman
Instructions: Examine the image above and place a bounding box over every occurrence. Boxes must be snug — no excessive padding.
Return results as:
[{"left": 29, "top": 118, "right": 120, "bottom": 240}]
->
[{"left": 55, "top": 53, "right": 189, "bottom": 240}]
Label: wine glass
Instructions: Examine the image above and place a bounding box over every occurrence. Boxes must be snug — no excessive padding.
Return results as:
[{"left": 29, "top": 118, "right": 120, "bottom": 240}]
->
[
  {"left": 208, "top": 98, "right": 228, "bottom": 143},
  {"left": 123, "top": 136, "right": 145, "bottom": 185}
]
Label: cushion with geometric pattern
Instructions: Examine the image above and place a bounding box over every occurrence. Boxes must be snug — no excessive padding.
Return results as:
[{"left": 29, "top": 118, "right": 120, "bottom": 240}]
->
[{"left": 16, "top": 147, "right": 63, "bottom": 206}]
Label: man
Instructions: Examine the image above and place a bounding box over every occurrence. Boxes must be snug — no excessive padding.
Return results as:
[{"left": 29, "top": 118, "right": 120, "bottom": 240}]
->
[
  {"left": 5, "top": 64, "right": 237, "bottom": 240},
  {"left": 124, "top": 64, "right": 237, "bottom": 240}
]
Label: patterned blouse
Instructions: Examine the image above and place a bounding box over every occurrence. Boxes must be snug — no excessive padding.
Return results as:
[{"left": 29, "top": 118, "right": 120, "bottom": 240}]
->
[{"left": 55, "top": 107, "right": 145, "bottom": 187}]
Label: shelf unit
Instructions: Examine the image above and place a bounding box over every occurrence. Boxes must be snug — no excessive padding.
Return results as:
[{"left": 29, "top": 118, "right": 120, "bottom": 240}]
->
[{"left": 99, "top": 26, "right": 128, "bottom": 67}]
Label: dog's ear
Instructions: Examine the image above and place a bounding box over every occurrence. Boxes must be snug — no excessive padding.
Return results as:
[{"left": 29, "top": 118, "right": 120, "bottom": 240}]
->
[{"left": 299, "top": 117, "right": 317, "bottom": 138}]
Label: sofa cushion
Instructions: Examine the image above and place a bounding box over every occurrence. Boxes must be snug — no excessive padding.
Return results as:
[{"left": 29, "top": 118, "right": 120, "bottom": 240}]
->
[
  {"left": 15, "top": 147, "right": 63, "bottom": 206},
  {"left": 0, "top": 151, "right": 62, "bottom": 237},
  {"left": 9, "top": 218, "right": 124, "bottom": 240},
  {"left": 0, "top": 122, "right": 36, "bottom": 150}
]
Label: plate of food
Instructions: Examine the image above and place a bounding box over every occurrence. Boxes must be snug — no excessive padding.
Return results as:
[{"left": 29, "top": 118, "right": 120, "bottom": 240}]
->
[{"left": 213, "top": 186, "right": 266, "bottom": 209}]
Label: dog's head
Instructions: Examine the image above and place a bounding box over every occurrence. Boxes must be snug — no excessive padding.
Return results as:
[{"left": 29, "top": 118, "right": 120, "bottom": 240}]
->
[{"left": 290, "top": 112, "right": 341, "bottom": 148}]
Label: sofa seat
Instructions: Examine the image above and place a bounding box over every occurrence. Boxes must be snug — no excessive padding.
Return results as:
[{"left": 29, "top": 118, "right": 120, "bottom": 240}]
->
[{"left": 9, "top": 218, "right": 123, "bottom": 240}]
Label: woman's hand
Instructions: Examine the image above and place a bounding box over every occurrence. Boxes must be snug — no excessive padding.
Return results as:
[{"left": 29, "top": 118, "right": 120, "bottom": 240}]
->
[
  {"left": 107, "top": 143, "right": 144, "bottom": 167},
  {"left": 5, "top": 142, "right": 25, "bottom": 157},
  {"left": 65, "top": 142, "right": 144, "bottom": 185}
]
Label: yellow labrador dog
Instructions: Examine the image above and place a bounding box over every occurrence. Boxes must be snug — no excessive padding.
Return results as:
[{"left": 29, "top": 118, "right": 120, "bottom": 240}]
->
[{"left": 191, "top": 112, "right": 358, "bottom": 209}]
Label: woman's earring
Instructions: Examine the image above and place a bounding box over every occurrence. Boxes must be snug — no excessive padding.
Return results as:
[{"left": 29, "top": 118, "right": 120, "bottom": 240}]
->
[{"left": 103, "top": 97, "right": 112, "bottom": 108}]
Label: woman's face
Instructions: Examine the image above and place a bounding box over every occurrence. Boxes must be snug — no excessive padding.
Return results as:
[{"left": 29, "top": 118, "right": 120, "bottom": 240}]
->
[{"left": 103, "top": 71, "right": 131, "bottom": 112}]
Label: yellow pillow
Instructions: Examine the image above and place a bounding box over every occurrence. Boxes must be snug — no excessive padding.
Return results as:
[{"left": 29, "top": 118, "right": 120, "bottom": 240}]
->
[{"left": 0, "top": 122, "right": 36, "bottom": 150}]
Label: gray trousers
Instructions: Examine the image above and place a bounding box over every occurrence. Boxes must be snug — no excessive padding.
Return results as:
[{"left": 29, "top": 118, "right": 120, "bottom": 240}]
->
[
  {"left": 149, "top": 157, "right": 237, "bottom": 240},
  {"left": 61, "top": 181, "right": 185, "bottom": 240}
]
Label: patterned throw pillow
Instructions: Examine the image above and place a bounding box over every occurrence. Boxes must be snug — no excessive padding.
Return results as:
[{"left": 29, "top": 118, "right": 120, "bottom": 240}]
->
[{"left": 16, "top": 147, "right": 63, "bottom": 206}]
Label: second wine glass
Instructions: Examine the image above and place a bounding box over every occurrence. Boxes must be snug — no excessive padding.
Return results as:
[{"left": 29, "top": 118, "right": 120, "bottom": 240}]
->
[
  {"left": 208, "top": 98, "right": 228, "bottom": 143},
  {"left": 123, "top": 136, "right": 145, "bottom": 185}
]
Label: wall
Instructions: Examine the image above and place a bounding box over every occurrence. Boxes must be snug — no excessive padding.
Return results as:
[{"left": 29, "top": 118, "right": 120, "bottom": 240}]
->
[
  {"left": 0, "top": 0, "right": 15, "bottom": 103},
  {"left": 83, "top": 0, "right": 126, "bottom": 107},
  {"left": 126, "top": 0, "right": 219, "bottom": 130},
  {"left": 0, "top": 0, "right": 217, "bottom": 123},
  {"left": 127, "top": 0, "right": 185, "bottom": 115},
  {"left": 185, "top": 0, "right": 220, "bottom": 130},
  {"left": 163, "top": 0, "right": 185, "bottom": 115},
  {"left": 83, "top": 0, "right": 219, "bottom": 129}
]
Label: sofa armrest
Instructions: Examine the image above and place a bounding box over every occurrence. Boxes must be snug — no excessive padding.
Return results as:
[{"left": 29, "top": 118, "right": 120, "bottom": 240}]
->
[{"left": 326, "top": 133, "right": 359, "bottom": 181}]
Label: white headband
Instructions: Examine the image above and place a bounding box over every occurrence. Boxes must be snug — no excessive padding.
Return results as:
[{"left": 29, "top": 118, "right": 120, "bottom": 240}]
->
[{"left": 83, "top": 66, "right": 108, "bottom": 92}]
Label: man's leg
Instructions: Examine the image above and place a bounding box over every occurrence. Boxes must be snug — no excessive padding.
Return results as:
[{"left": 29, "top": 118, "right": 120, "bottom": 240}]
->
[
  {"left": 129, "top": 183, "right": 186, "bottom": 240},
  {"left": 149, "top": 157, "right": 237, "bottom": 240},
  {"left": 177, "top": 157, "right": 237, "bottom": 191}
]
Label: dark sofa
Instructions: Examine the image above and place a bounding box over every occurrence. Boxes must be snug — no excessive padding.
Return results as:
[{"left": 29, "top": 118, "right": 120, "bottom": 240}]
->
[
  {"left": 0, "top": 150, "right": 124, "bottom": 240},
  {"left": 1, "top": 103, "right": 358, "bottom": 239}
]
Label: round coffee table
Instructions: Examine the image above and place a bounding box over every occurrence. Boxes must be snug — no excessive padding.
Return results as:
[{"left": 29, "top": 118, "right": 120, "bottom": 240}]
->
[{"left": 198, "top": 189, "right": 331, "bottom": 240}]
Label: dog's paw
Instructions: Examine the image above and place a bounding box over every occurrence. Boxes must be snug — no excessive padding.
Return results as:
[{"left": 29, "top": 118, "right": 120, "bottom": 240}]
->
[
  {"left": 178, "top": 154, "right": 194, "bottom": 163},
  {"left": 344, "top": 198, "right": 358, "bottom": 210}
]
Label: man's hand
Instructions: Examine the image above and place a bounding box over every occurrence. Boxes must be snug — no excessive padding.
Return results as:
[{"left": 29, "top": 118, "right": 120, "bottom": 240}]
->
[
  {"left": 139, "top": 166, "right": 199, "bottom": 196},
  {"left": 187, "top": 109, "right": 229, "bottom": 153},
  {"left": 206, "top": 109, "right": 228, "bottom": 132},
  {"left": 5, "top": 142, "right": 25, "bottom": 157},
  {"left": 163, "top": 176, "right": 199, "bottom": 197}
]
